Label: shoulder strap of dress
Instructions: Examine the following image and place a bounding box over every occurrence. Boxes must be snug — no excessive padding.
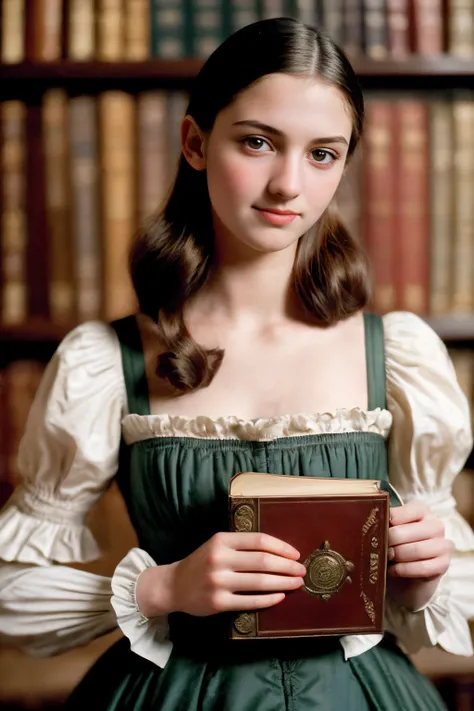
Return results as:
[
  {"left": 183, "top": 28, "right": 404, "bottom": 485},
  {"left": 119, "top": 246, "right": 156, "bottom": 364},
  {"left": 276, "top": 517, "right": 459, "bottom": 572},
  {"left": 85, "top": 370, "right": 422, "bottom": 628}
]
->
[
  {"left": 363, "top": 312, "right": 387, "bottom": 412},
  {"left": 110, "top": 315, "right": 151, "bottom": 417}
]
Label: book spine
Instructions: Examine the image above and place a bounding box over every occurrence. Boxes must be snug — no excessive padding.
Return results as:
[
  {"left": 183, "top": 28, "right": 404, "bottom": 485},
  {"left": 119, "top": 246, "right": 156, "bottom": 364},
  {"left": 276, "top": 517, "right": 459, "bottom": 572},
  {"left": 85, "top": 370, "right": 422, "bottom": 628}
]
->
[
  {"left": 259, "top": 0, "right": 287, "bottom": 19},
  {"left": 136, "top": 91, "right": 170, "bottom": 224},
  {"left": 1, "top": 0, "right": 26, "bottom": 63},
  {"left": 363, "top": 0, "right": 388, "bottom": 60},
  {"left": 386, "top": 0, "right": 410, "bottom": 59},
  {"left": 410, "top": 0, "right": 443, "bottom": 55},
  {"left": 166, "top": 90, "right": 190, "bottom": 180},
  {"left": 150, "top": 0, "right": 188, "bottom": 59},
  {"left": 228, "top": 0, "right": 259, "bottom": 33},
  {"left": 25, "top": 103, "right": 50, "bottom": 320},
  {"left": 448, "top": 0, "right": 474, "bottom": 58},
  {"left": 395, "top": 99, "right": 430, "bottom": 314},
  {"left": 190, "top": 0, "right": 226, "bottom": 59},
  {"left": 362, "top": 99, "right": 397, "bottom": 314},
  {"left": 428, "top": 100, "right": 453, "bottom": 317},
  {"left": 25, "top": 0, "right": 63, "bottom": 62},
  {"left": 293, "top": 0, "right": 319, "bottom": 27},
  {"left": 1, "top": 101, "right": 27, "bottom": 325},
  {"left": 343, "top": 0, "right": 363, "bottom": 57},
  {"left": 451, "top": 96, "right": 474, "bottom": 313},
  {"left": 68, "top": 95, "right": 102, "bottom": 322},
  {"left": 97, "top": 0, "right": 125, "bottom": 61},
  {"left": 229, "top": 496, "right": 260, "bottom": 639},
  {"left": 43, "top": 90, "right": 76, "bottom": 325},
  {"left": 124, "top": 0, "right": 150, "bottom": 60},
  {"left": 321, "top": 0, "right": 344, "bottom": 46},
  {"left": 68, "top": 0, "right": 96, "bottom": 60},
  {"left": 99, "top": 92, "right": 138, "bottom": 320}
]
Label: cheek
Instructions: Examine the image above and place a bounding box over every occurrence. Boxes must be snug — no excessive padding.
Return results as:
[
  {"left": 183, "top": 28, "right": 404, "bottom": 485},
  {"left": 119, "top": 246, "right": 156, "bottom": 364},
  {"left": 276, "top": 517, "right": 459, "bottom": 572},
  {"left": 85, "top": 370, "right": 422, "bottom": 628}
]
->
[{"left": 207, "top": 151, "right": 257, "bottom": 207}]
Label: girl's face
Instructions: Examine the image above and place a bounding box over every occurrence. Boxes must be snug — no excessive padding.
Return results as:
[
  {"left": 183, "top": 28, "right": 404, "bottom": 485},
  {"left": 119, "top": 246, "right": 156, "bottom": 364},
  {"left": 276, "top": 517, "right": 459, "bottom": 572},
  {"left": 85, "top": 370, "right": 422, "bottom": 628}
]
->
[{"left": 204, "top": 73, "right": 353, "bottom": 256}]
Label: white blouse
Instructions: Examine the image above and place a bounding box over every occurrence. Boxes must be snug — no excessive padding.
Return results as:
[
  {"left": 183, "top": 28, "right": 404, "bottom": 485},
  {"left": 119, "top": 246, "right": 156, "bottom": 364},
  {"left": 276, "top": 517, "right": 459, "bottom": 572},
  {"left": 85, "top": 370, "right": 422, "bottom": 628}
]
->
[{"left": 0, "top": 311, "right": 473, "bottom": 670}]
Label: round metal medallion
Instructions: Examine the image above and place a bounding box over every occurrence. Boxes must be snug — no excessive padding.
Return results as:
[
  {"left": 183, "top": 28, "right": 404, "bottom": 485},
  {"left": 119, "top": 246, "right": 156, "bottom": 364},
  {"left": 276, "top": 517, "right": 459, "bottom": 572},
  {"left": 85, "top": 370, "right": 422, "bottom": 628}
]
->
[
  {"left": 303, "top": 540, "right": 354, "bottom": 601},
  {"left": 233, "top": 613, "right": 254, "bottom": 635}
]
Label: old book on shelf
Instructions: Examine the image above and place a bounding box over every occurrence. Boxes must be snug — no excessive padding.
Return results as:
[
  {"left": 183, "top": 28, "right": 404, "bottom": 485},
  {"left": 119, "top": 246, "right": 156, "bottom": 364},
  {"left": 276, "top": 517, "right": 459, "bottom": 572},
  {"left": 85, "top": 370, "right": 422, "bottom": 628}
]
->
[{"left": 228, "top": 473, "right": 390, "bottom": 640}]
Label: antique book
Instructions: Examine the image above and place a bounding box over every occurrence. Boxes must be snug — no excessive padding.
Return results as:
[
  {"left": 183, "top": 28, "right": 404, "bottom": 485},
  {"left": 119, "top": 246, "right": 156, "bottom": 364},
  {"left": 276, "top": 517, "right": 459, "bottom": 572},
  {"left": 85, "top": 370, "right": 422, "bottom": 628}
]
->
[{"left": 228, "top": 473, "right": 390, "bottom": 640}]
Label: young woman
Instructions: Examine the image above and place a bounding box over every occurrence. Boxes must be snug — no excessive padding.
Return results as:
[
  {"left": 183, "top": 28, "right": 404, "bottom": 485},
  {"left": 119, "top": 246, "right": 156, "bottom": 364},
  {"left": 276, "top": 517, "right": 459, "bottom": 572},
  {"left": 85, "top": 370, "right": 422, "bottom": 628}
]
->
[{"left": 0, "top": 18, "right": 473, "bottom": 711}]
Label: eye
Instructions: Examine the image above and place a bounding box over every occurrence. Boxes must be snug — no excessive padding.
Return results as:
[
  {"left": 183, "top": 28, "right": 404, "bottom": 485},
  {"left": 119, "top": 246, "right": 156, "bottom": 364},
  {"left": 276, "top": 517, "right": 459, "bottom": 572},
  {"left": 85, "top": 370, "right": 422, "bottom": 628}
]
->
[
  {"left": 310, "top": 148, "right": 337, "bottom": 165},
  {"left": 240, "top": 136, "right": 271, "bottom": 151}
]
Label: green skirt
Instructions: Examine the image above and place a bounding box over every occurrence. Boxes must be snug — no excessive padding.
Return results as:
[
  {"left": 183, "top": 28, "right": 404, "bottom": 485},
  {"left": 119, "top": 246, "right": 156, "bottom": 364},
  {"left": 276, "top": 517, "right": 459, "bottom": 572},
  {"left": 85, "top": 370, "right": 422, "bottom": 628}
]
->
[{"left": 65, "top": 634, "right": 446, "bottom": 711}]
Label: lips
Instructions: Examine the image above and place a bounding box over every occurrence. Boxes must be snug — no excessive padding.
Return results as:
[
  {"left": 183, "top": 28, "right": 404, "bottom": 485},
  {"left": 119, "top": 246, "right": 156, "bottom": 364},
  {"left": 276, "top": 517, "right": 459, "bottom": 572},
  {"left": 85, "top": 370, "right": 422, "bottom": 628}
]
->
[{"left": 254, "top": 207, "right": 299, "bottom": 226}]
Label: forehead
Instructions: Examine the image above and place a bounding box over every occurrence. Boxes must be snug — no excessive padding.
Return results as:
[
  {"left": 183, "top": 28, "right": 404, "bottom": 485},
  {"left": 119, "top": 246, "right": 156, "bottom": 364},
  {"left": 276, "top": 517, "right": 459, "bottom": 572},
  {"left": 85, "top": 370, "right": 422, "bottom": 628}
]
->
[{"left": 216, "top": 73, "right": 353, "bottom": 140}]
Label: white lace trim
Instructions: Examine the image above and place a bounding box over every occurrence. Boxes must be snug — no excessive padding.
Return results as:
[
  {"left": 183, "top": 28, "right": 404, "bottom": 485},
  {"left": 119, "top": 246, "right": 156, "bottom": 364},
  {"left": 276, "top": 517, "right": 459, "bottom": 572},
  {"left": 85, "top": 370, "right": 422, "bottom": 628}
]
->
[{"left": 122, "top": 407, "right": 392, "bottom": 444}]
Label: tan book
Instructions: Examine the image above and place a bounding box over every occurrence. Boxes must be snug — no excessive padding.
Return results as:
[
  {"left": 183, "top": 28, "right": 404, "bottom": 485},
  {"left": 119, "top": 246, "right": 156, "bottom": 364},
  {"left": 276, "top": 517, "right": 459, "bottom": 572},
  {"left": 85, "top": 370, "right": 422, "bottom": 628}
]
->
[
  {"left": 448, "top": 0, "right": 474, "bottom": 58},
  {"left": 124, "top": 0, "right": 150, "bottom": 60},
  {"left": 100, "top": 92, "right": 138, "bottom": 320},
  {"left": 137, "top": 91, "right": 170, "bottom": 224},
  {"left": 1, "top": 101, "right": 27, "bottom": 325},
  {"left": 68, "top": 0, "right": 96, "bottom": 61},
  {"left": 97, "top": 0, "right": 125, "bottom": 61},
  {"left": 451, "top": 97, "right": 474, "bottom": 313},
  {"left": 43, "top": 90, "right": 76, "bottom": 325},
  {"left": 1, "top": 0, "right": 25, "bottom": 63},
  {"left": 429, "top": 100, "right": 454, "bottom": 317},
  {"left": 69, "top": 95, "right": 102, "bottom": 321},
  {"left": 450, "top": 349, "right": 474, "bottom": 429},
  {"left": 26, "top": 0, "right": 63, "bottom": 62},
  {"left": 229, "top": 473, "right": 390, "bottom": 639}
]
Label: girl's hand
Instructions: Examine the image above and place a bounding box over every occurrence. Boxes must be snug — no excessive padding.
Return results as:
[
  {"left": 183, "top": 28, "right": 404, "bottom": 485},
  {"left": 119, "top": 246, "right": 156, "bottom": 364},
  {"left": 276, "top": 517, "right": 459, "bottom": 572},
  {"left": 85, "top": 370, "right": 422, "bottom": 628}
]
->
[
  {"left": 137, "top": 532, "right": 306, "bottom": 619},
  {"left": 387, "top": 501, "right": 453, "bottom": 611}
]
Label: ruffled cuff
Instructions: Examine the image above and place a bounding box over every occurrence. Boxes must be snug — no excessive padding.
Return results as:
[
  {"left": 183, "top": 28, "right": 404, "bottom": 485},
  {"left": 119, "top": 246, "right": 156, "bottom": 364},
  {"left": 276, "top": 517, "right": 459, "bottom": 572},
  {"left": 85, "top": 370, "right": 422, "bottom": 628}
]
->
[
  {"left": 111, "top": 547, "right": 173, "bottom": 669},
  {"left": 384, "top": 558, "right": 474, "bottom": 657},
  {"left": 0, "top": 503, "right": 100, "bottom": 565}
]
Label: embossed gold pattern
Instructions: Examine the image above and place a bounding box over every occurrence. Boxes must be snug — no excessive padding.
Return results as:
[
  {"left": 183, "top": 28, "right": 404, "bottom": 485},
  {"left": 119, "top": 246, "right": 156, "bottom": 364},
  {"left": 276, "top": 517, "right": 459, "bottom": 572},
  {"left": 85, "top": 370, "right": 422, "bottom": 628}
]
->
[
  {"left": 303, "top": 541, "right": 354, "bottom": 601},
  {"left": 233, "top": 612, "right": 256, "bottom": 636},
  {"left": 233, "top": 503, "right": 255, "bottom": 532}
]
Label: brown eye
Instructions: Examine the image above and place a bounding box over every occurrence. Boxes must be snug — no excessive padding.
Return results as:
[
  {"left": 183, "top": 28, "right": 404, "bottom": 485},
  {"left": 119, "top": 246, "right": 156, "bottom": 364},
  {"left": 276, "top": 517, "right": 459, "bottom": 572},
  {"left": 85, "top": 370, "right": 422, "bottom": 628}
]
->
[
  {"left": 241, "top": 136, "right": 270, "bottom": 151},
  {"left": 311, "top": 149, "right": 336, "bottom": 164}
]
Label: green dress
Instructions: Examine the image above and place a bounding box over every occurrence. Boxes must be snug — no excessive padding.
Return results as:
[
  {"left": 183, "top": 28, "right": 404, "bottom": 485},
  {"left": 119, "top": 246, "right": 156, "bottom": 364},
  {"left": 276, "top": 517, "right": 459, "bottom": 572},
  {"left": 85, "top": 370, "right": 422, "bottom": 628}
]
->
[{"left": 66, "top": 313, "right": 446, "bottom": 711}]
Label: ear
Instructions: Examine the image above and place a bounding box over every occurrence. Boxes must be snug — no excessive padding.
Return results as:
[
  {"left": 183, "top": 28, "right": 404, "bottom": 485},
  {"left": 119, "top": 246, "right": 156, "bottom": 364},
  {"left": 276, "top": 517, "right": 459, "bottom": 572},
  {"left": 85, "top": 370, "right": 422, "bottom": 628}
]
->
[{"left": 181, "top": 115, "right": 207, "bottom": 171}]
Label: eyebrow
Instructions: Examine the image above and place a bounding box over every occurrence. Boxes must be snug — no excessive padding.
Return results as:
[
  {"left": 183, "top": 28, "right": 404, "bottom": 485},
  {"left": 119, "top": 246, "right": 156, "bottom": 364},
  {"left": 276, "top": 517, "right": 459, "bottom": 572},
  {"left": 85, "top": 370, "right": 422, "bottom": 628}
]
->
[{"left": 232, "top": 120, "right": 349, "bottom": 146}]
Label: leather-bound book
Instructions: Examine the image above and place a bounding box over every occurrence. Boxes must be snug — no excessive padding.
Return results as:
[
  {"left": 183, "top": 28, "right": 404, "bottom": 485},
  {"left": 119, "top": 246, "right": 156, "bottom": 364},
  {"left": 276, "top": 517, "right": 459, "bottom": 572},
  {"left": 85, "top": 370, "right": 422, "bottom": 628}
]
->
[{"left": 228, "top": 473, "right": 390, "bottom": 640}]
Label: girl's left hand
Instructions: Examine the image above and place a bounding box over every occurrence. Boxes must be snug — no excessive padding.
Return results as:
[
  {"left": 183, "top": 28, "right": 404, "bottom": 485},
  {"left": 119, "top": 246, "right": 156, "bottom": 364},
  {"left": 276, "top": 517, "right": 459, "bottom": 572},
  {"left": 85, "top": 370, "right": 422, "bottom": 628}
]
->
[{"left": 387, "top": 501, "right": 453, "bottom": 612}]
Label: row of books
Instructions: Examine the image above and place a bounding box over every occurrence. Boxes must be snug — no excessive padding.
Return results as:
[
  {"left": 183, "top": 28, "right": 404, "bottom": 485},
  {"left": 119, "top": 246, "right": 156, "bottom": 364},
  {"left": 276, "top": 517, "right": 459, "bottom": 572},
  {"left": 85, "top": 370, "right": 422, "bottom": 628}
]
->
[
  {"left": 1, "top": 89, "right": 473, "bottom": 327},
  {"left": 338, "top": 92, "right": 474, "bottom": 317},
  {"left": 1, "top": 350, "right": 473, "bottom": 512},
  {"left": 1, "top": 0, "right": 473, "bottom": 64}
]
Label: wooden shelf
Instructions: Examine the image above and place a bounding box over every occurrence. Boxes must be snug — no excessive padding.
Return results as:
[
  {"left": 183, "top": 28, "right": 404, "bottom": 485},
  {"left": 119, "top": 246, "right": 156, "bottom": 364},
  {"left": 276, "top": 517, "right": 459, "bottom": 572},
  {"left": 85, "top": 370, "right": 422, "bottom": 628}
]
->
[{"left": 0, "top": 56, "right": 472, "bottom": 89}]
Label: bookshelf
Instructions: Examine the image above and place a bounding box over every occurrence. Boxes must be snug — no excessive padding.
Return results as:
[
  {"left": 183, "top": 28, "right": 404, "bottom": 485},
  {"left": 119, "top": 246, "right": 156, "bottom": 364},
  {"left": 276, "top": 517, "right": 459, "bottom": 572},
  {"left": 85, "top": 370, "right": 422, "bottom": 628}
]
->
[{"left": 1, "top": 2, "right": 474, "bottom": 710}]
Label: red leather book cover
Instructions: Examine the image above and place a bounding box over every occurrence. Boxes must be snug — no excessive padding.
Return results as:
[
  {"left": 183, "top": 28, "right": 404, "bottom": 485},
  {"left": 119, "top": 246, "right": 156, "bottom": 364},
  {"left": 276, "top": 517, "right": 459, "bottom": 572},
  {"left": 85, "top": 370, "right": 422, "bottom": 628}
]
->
[{"left": 229, "top": 491, "right": 390, "bottom": 639}]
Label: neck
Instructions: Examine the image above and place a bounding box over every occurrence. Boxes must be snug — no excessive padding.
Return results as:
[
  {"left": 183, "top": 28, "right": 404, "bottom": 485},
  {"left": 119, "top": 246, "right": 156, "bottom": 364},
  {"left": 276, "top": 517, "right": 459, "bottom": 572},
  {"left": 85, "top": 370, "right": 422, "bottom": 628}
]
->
[{"left": 190, "top": 245, "right": 300, "bottom": 327}]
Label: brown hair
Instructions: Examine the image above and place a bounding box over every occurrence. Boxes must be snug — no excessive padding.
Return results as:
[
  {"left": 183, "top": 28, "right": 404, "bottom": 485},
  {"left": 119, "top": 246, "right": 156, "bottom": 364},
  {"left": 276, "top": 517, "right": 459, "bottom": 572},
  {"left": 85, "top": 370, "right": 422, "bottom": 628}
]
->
[{"left": 130, "top": 17, "right": 370, "bottom": 393}]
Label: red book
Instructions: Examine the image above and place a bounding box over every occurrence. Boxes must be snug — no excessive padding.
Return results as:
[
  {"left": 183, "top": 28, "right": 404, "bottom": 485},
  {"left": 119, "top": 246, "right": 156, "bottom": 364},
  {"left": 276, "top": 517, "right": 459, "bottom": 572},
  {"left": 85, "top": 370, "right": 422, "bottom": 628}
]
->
[{"left": 228, "top": 473, "right": 390, "bottom": 639}]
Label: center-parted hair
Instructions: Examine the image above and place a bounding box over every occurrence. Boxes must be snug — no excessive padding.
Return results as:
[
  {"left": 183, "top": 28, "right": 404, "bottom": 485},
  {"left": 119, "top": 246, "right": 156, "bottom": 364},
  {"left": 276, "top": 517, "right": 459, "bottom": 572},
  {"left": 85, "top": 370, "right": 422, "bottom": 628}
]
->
[{"left": 130, "top": 17, "right": 370, "bottom": 393}]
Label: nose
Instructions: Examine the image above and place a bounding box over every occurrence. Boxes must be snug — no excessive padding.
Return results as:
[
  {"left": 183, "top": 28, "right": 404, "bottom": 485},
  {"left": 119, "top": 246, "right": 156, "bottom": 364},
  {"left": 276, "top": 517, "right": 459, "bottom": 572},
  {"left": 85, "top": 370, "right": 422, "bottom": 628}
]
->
[{"left": 267, "top": 153, "right": 302, "bottom": 200}]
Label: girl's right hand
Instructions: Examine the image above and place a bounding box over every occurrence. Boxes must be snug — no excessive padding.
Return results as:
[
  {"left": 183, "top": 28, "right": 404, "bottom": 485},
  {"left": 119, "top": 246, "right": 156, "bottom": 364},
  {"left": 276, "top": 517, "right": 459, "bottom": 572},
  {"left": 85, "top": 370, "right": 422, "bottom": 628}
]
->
[{"left": 136, "top": 532, "right": 306, "bottom": 619}]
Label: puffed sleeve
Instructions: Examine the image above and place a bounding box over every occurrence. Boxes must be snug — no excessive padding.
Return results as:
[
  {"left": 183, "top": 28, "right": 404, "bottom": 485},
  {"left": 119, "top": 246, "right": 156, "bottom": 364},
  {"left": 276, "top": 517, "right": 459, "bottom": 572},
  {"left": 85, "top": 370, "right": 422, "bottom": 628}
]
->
[
  {"left": 0, "top": 321, "right": 172, "bottom": 667},
  {"left": 383, "top": 311, "right": 474, "bottom": 656}
]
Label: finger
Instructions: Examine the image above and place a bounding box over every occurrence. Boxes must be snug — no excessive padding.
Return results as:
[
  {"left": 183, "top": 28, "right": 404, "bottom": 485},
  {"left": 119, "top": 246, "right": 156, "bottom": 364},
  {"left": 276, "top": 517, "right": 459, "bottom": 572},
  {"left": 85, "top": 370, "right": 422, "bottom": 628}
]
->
[
  {"left": 225, "top": 592, "right": 286, "bottom": 611},
  {"left": 388, "top": 554, "right": 451, "bottom": 579},
  {"left": 389, "top": 502, "right": 430, "bottom": 526},
  {"left": 229, "top": 572, "right": 304, "bottom": 592},
  {"left": 388, "top": 538, "right": 452, "bottom": 563},
  {"left": 231, "top": 551, "right": 307, "bottom": 577},
  {"left": 388, "top": 518, "right": 444, "bottom": 547},
  {"left": 227, "top": 532, "right": 300, "bottom": 559}
]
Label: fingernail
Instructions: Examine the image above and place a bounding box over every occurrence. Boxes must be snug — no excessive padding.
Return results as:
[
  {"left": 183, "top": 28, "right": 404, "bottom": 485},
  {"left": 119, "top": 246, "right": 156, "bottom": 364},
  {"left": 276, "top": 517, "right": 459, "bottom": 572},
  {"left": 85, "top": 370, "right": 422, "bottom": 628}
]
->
[{"left": 388, "top": 547, "right": 395, "bottom": 561}]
